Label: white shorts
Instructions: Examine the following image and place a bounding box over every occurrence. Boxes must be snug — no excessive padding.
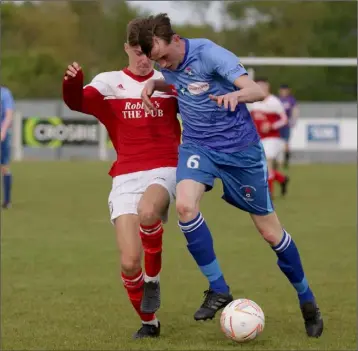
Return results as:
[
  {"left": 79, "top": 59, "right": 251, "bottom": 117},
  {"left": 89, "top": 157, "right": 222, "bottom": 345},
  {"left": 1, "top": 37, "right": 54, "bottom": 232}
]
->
[
  {"left": 108, "top": 167, "right": 176, "bottom": 224},
  {"left": 262, "top": 137, "right": 285, "bottom": 160}
]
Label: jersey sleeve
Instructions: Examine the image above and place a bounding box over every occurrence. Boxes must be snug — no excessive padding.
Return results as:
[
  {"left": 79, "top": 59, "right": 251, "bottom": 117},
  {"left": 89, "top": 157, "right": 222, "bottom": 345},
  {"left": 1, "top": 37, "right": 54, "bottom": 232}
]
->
[
  {"left": 63, "top": 71, "right": 112, "bottom": 124},
  {"left": 271, "top": 96, "right": 286, "bottom": 114},
  {"left": 271, "top": 97, "right": 288, "bottom": 129},
  {"left": 203, "top": 42, "right": 247, "bottom": 84},
  {"left": 2, "top": 89, "right": 14, "bottom": 111},
  {"left": 84, "top": 73, "right": 115, "bottom": 96}
]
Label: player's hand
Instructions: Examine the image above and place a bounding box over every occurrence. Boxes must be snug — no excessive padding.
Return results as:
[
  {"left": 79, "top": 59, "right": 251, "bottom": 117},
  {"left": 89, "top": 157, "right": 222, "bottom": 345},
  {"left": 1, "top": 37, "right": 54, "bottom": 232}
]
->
[
  {"left": 209, "top": 92, "right": 239, "bottom": 112},
  {"left": 260, "top": 122, "right": 271, "bottom": 133},
  {"left": 141, "top": 80, "right": 157, "bottom": 113},
  {"left": 64, "top": 62, "right": 81, "bottom": 80}
]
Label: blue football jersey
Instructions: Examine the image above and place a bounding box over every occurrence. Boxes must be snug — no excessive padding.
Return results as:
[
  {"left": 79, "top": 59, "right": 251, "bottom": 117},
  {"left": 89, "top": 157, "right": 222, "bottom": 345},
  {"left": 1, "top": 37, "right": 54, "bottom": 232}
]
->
[
  {"left": 160, "top": 38, "right": 259, "bottom": 152},
  {"left": 1, "top": 87, "right": 14, "bottom": 131}
]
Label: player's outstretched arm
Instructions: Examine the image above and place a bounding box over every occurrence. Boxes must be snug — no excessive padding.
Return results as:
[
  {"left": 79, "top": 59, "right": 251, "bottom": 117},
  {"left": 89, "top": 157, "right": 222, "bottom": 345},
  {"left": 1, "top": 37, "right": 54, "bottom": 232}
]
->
[
  {"left": 271, "top": 98, "right": 288, "bottom": 130},
  {"left": 291, "top": 104, "right": 300, "bottom": 127},
  {"left": 141, "top": 79, "right": 173, "bottom": 113},
  {"left": 210, "top": 76, "right": 265, "bottom": 112},
  {"left": 232, "top": 75, "right": 266, "bottom": 103},
  {"left": 204, "top": 43, "right": 265, "bottom": 111},
  {"left": 62, "top": 62, "right": 106, "bottom": 118}
]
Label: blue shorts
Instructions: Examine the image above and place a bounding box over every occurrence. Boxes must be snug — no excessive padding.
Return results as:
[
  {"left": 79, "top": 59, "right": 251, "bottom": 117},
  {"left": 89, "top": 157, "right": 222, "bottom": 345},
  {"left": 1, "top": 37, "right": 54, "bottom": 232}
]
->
[
  {"left": 177, "top": 142, "right": 274, "bottom": 216},
  {"left": 280, "top": 126, "right": 291, "bottom": 142},
  {"left": 1, "top": 136, "right": 11, "bottom": 165}
]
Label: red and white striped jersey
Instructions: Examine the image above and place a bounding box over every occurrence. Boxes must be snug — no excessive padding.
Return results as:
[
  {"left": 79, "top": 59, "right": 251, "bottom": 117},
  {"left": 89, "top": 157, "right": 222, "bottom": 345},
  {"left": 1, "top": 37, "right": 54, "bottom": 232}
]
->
[
  {"left": 248, "top": 95, "right": 287, "bottom": 139},
  {"left": 63, "top": 68, "right": 180, "bottom": 177}
]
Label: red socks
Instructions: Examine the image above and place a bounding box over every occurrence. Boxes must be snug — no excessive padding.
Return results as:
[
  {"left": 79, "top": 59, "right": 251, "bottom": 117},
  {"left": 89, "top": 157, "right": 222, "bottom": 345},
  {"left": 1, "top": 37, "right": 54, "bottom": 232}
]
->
[
  {"left": 269, "top": 169, "right": 287, "bottom": 197},
  {"left": 121, "top": 220, "right": 163, "bottom": 323},
  {"left": 140, "top": 220, "right": 163, "bottom": 281},
  {"left": 121, "top": 269, "right": 155, "bottom": 322},
  {"left": 274, "top": 170, "right": 286, "bottom": 184}
]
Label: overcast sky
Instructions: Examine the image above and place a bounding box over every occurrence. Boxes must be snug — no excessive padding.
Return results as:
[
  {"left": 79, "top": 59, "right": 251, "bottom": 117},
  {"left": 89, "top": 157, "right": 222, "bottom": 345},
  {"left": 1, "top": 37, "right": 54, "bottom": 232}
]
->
[{"left": 129, "top": 1, "right": 226, "bottom": 30}]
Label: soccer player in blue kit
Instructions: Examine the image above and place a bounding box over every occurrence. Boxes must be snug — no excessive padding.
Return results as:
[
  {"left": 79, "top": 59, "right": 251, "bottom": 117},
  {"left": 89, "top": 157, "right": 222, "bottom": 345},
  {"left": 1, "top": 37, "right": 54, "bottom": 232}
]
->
[
  {"left": 137, "top": 13, "right": 323, "bottom": 338},
  {"left": 1, "top": 86, "right": 15, "bottom": 209}
]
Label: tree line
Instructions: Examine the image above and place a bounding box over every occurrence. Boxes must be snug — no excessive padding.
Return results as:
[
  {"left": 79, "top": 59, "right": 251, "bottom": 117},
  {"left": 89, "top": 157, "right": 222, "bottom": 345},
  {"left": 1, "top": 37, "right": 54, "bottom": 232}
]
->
[{"left": 1, "top": 0, "right": 357, "bottom": 101}]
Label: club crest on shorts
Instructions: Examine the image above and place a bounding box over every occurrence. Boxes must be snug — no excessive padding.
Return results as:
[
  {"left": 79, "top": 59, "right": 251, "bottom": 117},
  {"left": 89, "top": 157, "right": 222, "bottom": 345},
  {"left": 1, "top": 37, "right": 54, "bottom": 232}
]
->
[{"left": 240, "top": 185, "right": 256, "bottom": 202}]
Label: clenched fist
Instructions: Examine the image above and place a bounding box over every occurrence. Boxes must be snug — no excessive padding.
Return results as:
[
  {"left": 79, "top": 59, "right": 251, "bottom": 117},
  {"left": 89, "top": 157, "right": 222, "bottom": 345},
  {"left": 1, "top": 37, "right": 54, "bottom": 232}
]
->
[{"left": 64, "top": 62, "right": 82, "bottom": 80}]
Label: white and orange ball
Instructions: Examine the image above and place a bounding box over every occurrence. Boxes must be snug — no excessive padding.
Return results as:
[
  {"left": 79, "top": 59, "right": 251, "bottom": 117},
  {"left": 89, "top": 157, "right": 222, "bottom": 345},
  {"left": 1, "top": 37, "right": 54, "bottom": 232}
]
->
[{"left": 220, "top": 298, "right": 265, "bottom": 343}]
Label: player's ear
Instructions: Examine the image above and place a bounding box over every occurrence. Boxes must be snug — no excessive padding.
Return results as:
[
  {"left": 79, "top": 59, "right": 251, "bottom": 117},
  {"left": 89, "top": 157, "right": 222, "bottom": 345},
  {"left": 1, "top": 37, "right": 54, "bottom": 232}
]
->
[
  {"left": 172, "top": 34, "right": 180, "bottom": 43},
  {"left": 124, "top": 43, "right": 129, "bottom": 54}
]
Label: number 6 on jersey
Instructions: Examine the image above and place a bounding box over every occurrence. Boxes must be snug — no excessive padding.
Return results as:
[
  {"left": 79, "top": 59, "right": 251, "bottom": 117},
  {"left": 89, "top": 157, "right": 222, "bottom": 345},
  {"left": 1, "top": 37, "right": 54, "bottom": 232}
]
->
[{"left": 187, "top": 155, "right": 200, "bottom": 169}]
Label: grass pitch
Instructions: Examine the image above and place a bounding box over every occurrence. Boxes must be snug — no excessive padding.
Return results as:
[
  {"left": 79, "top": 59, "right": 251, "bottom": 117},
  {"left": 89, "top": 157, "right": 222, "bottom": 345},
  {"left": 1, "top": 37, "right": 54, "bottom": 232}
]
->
[{"left": 1, "top": 162, "right": 356, "bottom": 350}]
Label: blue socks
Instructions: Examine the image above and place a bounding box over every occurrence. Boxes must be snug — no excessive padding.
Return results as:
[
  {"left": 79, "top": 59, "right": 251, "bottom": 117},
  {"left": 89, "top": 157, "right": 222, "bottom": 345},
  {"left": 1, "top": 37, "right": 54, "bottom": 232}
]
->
[
  {"left": 3, "top": 172, "right": 12, "bottom": 204},
  {"left": 179, "top": 213, "right": 229, "bottom": 294},
  {"left": 272, "top": 230, "right": 315, "bottom": 305}
]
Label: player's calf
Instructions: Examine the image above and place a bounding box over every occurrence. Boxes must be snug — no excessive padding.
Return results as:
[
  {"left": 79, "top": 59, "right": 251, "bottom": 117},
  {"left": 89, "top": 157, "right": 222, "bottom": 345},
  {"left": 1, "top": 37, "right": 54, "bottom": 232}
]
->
[
  {"left": 139, "top": 221, "right": 162, "bottom": 313},
  {"left": 251, "top": 212, "right": 323, "bottom": 337},
  {"left": 1, "top": 165, "right": 12, "bottom": 208},
  {"left": 137, "top": 184, "right": 169, "bottom": 314},
  {"left": 122, "top": 269, "right": 160, "bottom": 339},
  {"left": 176, "top": 180, "right": 231, "bottom": 320}
]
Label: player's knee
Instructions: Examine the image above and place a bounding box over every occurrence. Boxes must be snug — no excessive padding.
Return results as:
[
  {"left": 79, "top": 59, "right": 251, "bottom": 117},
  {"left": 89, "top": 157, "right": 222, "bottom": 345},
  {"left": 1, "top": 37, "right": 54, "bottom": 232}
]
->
[
  {"left": 1, "top": 165, "right": 9, "bottom": 175},
  {"left": 258, "top": 228, "right": 279, "bottom": 246},
  {"left": 176, "top": 200, "right": 198, "bottom": 222},
  {"left": 138, "top": 203, "right": 159, "bottom": 226},
  {"left": 120, "top": 255, "right": 141, "bottom": 276}
]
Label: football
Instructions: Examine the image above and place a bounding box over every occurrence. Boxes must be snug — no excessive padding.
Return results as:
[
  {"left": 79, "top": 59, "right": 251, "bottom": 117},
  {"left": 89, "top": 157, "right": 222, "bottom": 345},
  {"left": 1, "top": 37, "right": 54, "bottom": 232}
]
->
[{"left": 220, "top": 298, "right": 265, "bottom": 343}]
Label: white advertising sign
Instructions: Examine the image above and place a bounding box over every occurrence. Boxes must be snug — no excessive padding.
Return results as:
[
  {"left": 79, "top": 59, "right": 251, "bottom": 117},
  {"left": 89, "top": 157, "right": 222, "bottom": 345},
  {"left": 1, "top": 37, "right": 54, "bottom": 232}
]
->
[{"left": 290, "top": 118, "right": 357, "bottom": 151}]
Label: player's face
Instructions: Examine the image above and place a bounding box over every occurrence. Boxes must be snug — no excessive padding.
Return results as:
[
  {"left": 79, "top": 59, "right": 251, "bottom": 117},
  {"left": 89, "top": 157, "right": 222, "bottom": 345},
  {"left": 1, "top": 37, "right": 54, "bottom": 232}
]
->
[
  {"left": 125, "top": 44, "right": 153, "bottom": 75},
  {"left": 149, "top": 35, "right": 183, "bottom": 70},
  {"left": 279, "top": 87, "right": 290, "bottom": 97},
  {"left": 257, "top": 81, "right": 270, "bottom": 96}
]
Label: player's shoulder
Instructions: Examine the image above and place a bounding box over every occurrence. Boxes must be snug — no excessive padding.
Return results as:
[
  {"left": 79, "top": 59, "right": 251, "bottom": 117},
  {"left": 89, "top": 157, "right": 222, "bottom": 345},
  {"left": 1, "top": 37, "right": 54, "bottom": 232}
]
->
[
  {"left": 1, "top": 86, "right": 12, "bottom": 95},
  {"left": 188, "top": 38, "right": 214, "bottom": 47},
  {"left": 0, "top": 86, "right": 13, "bottom": 101},
  {"left": 265, "top": 95, "right": 285, "bottom": 112},
  {"left": 289, "top": 95, "right": 297, "bottom": 104},
  {"left": 91, "top": 71, "right": 122, "bottom": 85},
  {"left": 250, "top": 95, "right": 282, "bottom": 111},
  {"left": 152, "top": 69, "right": 164, "bottom": 80},
  {"left": 267, "top": 94, "right": 283, "bottom": 106},
  {"left": 187, "top": 38, "right": 217, "bottom": 55}
]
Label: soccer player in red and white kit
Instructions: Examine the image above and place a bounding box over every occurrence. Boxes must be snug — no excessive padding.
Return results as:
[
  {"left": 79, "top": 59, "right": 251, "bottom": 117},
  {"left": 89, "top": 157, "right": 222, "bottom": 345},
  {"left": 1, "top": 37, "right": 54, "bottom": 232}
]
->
[
  {"left": 248, "top": 78, "right": 289, "bottom": 198},
  {"left": 62, "top": 19, "right": 181, "bottom": 339}
]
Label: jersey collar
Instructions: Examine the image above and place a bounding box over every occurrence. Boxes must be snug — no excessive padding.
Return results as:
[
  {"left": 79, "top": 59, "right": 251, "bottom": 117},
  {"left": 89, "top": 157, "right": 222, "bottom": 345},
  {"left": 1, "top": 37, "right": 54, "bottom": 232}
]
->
[
  {"left": 123, "top": 67, "right": 155, "bottom": 82},
  {"left": 177, "top": 38, "right": 190, "bottom": 71}
]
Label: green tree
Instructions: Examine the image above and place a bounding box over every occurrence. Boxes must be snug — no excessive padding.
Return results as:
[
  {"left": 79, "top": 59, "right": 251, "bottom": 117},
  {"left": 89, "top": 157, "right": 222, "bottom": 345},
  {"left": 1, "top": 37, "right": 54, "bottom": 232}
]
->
[{"left": 223, "top": 0, "right": 357, "bottom": 100}]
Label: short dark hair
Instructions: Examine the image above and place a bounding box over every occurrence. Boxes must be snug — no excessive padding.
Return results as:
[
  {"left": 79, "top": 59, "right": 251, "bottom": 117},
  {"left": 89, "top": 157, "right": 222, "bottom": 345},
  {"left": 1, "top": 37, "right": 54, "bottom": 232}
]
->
[
  {"left": 127, "top": 18, "right": 147, "bottom": 47},
  {"left": 255, "top": 77, "right": 269, "bottom": 83},
  {"left": 279, "top": 84, "right": 290, "bottom": 89},
  {"left": 137, "top": 13, "right": 175, "bottom": 56}
]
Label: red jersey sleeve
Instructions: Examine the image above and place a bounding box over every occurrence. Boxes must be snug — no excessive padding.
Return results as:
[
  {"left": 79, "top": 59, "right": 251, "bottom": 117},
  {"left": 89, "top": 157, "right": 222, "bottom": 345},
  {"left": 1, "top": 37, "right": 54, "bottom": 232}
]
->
[{"left": 62, "top": 70, "right": 112, "bottom": 125}]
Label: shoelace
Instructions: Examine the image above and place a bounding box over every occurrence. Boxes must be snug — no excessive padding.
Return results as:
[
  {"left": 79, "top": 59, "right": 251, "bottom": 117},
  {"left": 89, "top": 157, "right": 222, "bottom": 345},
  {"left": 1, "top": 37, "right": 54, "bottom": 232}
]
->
[
  {"left": 201, "top": 289, "right": 217, "bottom": 308},
  {"left": 138, "top": 324, "right": 155, "bottom": 335}
]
